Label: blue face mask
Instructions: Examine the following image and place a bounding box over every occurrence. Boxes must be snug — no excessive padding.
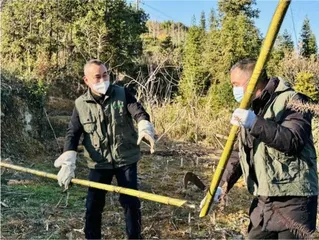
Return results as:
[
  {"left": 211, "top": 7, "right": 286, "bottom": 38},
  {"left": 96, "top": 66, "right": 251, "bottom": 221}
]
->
[
  {"left": 233, "top": 86, "right": 244, "bottom": 103},
  {"left": 233, "top": 79, "right": 249, "bottom": 103}
]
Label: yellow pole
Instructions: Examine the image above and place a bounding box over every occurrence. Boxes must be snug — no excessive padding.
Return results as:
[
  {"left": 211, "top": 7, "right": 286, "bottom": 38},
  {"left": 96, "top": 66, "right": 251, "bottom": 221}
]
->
[
  {"left": 0, "top": 162, "right": 195, "bottom": 209},
  {"left": 199, "top": 0, "right": 291, "bottom": 217}
]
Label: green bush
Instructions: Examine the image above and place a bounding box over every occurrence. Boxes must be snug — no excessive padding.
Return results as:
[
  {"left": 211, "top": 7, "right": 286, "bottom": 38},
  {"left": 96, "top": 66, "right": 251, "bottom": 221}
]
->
[
  {"left": 206, "top": 81, "right": 236, "bottom": 112},
  {"left": 294, "top": 72, "right": 319, "bottom": 101}
]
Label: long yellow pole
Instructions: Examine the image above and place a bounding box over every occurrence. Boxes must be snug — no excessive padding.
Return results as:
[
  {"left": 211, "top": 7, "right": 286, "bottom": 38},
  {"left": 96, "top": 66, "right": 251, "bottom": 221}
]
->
[
  {"left": 0, "top": 162, "right": 195, "bottom": 209},
  {"left": 199, "top": 0, "right": 291, "bottom": 217}
]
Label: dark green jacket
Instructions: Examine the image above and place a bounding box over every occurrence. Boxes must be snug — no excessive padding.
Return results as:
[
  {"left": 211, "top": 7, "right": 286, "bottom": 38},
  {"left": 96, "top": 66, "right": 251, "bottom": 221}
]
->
[{"left": 64, "top": 84, "right": 150, "bottom": 169}]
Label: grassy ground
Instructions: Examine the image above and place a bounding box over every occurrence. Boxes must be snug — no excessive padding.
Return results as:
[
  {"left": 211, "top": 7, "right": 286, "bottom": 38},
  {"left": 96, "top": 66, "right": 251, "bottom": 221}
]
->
[{"left": 1, "top": 139, "right": 318, "bottom": 239}]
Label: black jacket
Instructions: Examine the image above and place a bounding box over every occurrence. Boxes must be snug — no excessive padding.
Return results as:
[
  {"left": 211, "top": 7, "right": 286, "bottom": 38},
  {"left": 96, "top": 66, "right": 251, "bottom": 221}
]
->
[
  {"left": 220, "top": 77, "right": 313, "bottom": 192},
  {"left": 220, "top": 77, "right": 317, "bottom": 234}
]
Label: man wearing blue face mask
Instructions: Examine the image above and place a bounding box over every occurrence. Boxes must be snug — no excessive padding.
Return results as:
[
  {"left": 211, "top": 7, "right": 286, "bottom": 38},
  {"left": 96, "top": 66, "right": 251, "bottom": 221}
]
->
[
  {"left": 54, "top": 59, "right": 155, "bottom": 239},
  {"left": 218, "top": 58, "right": 318, "bottom": 239}
]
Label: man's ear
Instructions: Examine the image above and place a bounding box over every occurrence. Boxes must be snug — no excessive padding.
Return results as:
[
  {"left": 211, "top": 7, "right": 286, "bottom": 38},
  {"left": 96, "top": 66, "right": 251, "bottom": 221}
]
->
[{"left": 83, "top": 76, "right": 89, "bottom": 86}]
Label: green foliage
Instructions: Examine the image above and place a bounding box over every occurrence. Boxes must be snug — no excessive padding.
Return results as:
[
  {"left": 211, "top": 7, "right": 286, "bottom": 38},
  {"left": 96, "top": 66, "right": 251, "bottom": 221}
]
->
[
  {"left": 300, "top": 17, "right": 318, "bottom": 57},
  {"left": 104, "top": 0, "right": 148, "bottom": 73},
  {"left": 267, "top": 30, "right": 294, "bottom": 77},
  {"left": 218, "top": 0, "right": 259, "bottom": 18},
  {"left": 200, "top": 11, "right": 206, "bottom": 30},
  {"left": 308, "top": 33, "right": 318, "bottom": 56},
  {"left": 25, "top": 80, "right": 48, "bottom": 107},
  {"left": 72, "top": 1, "right": 108, "bottom": 60},
  {"left": 191, "top": 15, "right": 196, "bottom": 26},
  {"left": 219, "top": 14, "right": 261, "bottom": 65},
  {"left": 179, "top": 0, "right": 261, "bottom": 111},
  {"left": 209, "top": 8, "right": 218, "bottom": 30},
  {"left": 1, "top": 0, "right": 148, "bottom": 91},
  {"left": 281, "top": 29, "right": 294, "bottom": 52},
  {"left": 206, "top": 81, "right": 236, "bottom": 112},
  {"left": 294, "top": 72, "right": 319, "bottom": 101},
  {"left": 3, "top": 0, "right": 318, "bottom": 148},
  {"left": 204, "top": 0, "right": 261, "bottom": 104},
  {"left": 160, "top": 36, "right": 174, "bottom": 53},
  {"left": 179, "top": 26, "right": 208, "bottom": 100}
]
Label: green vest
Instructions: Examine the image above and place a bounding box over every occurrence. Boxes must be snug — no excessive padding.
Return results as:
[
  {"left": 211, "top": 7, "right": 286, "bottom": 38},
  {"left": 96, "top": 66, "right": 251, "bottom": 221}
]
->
[
  {"left": 75, "top": 85, "right": 140, "bottom": 169},
  {"left": 239, "top": 78, "right": 318, "bottom": 196}
]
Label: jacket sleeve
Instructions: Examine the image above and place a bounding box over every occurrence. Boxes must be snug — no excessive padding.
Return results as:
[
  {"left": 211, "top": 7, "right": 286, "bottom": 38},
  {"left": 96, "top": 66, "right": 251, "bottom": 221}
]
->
[
  {"left": 63, "top": 107, "right": 83, "bottom": 152},
  {"left": 250, "top": 93, "right": 313, "bottom": 154},
  {"left": 219, "top": 152, "right": 243, "bottom": 193},
  {"left": 125, "top": 88, "right": 150, "bottom": 123}
]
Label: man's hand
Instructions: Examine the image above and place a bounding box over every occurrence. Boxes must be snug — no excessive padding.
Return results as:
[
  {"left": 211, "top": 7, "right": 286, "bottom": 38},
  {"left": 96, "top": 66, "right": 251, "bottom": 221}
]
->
[
  {"left": 230, "top": 108, "right": 256, "bottom": 129},
  {"left": 137, "top": 120, "right": 155, "bottom": 153},
  {"left": 54, "top": 150, "right": 77, "bottom": 190},
  {"left": 200, "top": 187, "right": 223, "bottom": 209}
]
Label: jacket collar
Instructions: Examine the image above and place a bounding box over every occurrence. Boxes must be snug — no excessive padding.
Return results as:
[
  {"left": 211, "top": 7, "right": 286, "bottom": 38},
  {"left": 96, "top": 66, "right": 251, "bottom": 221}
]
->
[
  {"left": 251, "top": 77, "right": 293, "bottom": 114},
  {"left": 82, "top": 84, "right": 114, "bottom": 103}
]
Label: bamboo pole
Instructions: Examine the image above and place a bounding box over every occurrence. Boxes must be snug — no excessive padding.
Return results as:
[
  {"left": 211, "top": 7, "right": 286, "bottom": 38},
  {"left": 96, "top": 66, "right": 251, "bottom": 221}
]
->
[
  {"left": 199, "top": 0, "right": 291, "bottom": 217},
  {"left": 0, "top": 162, "right": 195, "bottom": 209}
]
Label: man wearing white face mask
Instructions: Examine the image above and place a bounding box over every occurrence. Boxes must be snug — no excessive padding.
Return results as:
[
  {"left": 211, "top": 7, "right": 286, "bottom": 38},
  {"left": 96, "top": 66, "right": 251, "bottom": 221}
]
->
[
  {"left": 54, "top": 59, "right": 155, "bottom": 239},
  {"left": 214, "top": 59, "right": 318, "bottom": 239}
]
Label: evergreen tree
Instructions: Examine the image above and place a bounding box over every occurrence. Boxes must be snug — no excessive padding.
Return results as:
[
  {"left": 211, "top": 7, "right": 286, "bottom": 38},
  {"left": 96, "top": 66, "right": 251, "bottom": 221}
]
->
[
  {"left": 281, "top": 29, "right": 294, "bottom": 52},
  {"left": 300, "top": 17, "right": 318, "bottom": 57},
  {"left": 218, "top": 0, "right": 259, "bottom": 18},
  {"left": 191, "top": 15, "right": 196, "bottom": 26},
  {"left": 209, "top": 8, "right": 218, "bottom": 30},
  {"left": 205, "top": 0, "right": 261, "bottom": 84},
  {"left": 200, "top": 11, "right": 206, "bottom": 30},
  {"left": 179, "top": 27, "right": 207, "bottom": 100}
]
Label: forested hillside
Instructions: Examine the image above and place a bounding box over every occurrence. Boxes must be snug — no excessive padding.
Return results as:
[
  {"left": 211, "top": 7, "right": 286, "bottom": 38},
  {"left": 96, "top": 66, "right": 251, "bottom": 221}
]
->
[{"left": 1, "top": 0, "right": 318, "bottom": 239}]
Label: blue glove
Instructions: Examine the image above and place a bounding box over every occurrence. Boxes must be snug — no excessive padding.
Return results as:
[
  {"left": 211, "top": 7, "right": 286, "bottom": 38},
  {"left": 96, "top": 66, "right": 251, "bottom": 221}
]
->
[{"left": 230, "top": 108, "right": 257, "bottom": 129}]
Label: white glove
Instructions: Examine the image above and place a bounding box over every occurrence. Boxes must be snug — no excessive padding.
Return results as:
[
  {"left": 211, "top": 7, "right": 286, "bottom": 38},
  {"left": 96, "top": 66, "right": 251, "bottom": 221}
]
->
[
  {"left": 54, "top": 150, "right": 77, "bottom": 190},
  {"left": 137, "top": 120, "right": 155, "bottom": 154},
  {"left": 230, "top": 108, "right": 257, "bottom": 129},
  {"left": 200, "top": 187, "right": 222, "bottom": 209}
]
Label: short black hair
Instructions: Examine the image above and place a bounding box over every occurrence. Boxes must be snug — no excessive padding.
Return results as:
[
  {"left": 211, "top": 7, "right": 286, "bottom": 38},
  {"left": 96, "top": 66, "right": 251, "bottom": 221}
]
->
[{"left": 231, "top": 58, "right": 268, "bottom": 85}]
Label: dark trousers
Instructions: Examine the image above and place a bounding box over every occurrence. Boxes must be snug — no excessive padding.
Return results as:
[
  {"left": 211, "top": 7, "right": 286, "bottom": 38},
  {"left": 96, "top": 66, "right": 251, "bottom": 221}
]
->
[
  {"left": 84, "top": 162, "right": 141, "bottom": 239},
  {"left": 248, "top": 196, "right": 317, "bottom": 240},
  {"left": 248, "top": 222, "right": 300, "bottom": 239}
]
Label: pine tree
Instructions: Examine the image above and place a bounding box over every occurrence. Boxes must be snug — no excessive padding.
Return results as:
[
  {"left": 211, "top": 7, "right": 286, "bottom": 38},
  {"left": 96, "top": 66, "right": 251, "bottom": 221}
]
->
[
  {"left": 308, "top": 33, "right": 318, "bottom": 56},
  {"left": 200, "top": 11, "right": 206, "bottom": 30},
  {"left": 209, "top": 8, "right": 218, "bottom": 30},
  {"left": 206, "top": 0, "right": 261, "bottom": 83},
  {"left": 179, "top": 26, "right": 207, "bottom": 100},
  {"left": 281, "top": 29, "right": 294, "bottom": 52},
  {"left": 191, "top": 15, "right": 197, "bottom": 26},
  {"left": 218, "top": 0, "right": 259, "bottom": 18},
  {"left": 300, "top": 17, "right": 318, "bottom": 57}
]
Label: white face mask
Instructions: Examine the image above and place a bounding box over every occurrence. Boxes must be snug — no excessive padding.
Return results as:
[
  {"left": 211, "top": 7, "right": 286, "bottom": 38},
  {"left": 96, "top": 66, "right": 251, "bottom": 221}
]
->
[{"left": 92, "top": 81, "right": 110, "bottom": 95}]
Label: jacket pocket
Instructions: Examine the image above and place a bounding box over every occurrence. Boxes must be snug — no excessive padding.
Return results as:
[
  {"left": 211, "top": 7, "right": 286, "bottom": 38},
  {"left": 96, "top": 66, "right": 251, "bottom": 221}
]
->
[
  {"left": 82, "top": 115, "right": 96, "bottom": 134},
  {"left": 83, "top": 133, "right": 104, "bottom": 163},
  {"left": 265, "top": 147, "right": 299, "bottom": 183},
  {"left": 82, "top": 115, "right": 105, "bottom": 163}
]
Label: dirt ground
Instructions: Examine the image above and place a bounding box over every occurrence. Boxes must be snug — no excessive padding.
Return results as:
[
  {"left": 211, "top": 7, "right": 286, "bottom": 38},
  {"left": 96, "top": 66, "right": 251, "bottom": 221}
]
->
[{"left": 1, "top": 139, "right": 318, "bottom": 239}]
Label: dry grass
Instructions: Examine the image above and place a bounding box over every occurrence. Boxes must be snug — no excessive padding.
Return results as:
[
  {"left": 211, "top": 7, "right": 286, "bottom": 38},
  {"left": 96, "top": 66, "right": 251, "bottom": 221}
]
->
[
  {"left": 152, "top": 102, "right": 232, "bottom": 148},
  {"left": 1, "top": 140, "right": 250, "bottom": 239},
  {"left": 1, "top": 138, "right": 319, "bottom": 239}
]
